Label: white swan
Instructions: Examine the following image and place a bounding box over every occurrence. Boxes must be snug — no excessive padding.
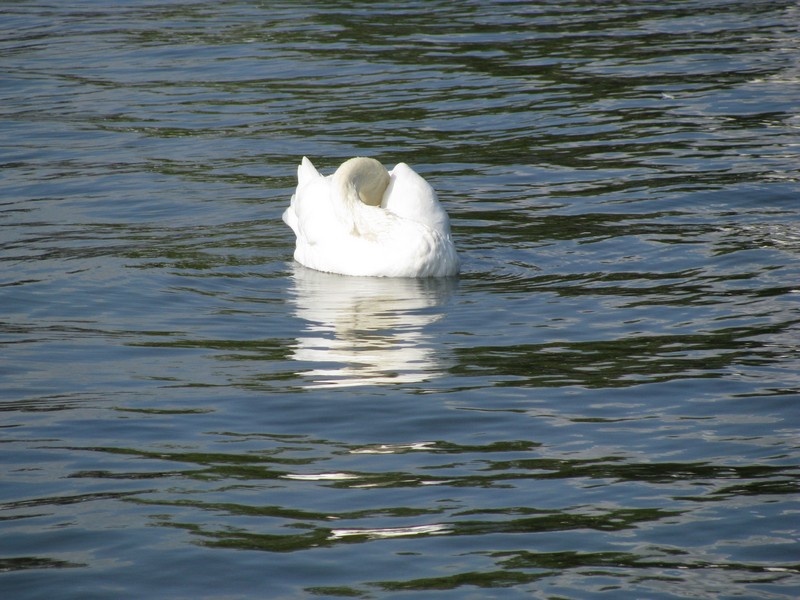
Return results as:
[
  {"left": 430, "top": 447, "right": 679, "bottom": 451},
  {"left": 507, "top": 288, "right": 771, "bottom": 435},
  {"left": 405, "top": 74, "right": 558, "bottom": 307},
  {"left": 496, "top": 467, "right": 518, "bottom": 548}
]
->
[{"left": 282, "top": 157, "right": 459, "bottom": 277}]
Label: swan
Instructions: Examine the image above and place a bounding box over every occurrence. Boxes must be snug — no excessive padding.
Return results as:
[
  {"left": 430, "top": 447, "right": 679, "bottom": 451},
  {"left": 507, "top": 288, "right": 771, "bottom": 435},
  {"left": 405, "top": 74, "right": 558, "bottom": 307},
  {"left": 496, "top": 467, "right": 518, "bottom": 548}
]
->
[{"left": 282, "top": 156, "right": 459, "bottom": 277}]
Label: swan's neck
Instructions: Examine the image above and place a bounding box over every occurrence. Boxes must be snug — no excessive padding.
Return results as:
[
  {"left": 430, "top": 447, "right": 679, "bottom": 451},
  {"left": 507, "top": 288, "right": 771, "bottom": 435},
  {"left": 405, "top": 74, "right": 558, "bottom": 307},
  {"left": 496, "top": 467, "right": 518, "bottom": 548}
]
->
[{"left": 334, "top": 157, "right": 390, "bottom": 207}]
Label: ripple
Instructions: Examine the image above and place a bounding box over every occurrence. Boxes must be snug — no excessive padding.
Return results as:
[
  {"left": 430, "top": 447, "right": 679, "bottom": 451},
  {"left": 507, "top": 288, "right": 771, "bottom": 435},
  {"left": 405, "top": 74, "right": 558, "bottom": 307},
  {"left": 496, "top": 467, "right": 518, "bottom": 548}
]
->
[{"left": 1, "top": 1, "right": 799, "bottom": 599}]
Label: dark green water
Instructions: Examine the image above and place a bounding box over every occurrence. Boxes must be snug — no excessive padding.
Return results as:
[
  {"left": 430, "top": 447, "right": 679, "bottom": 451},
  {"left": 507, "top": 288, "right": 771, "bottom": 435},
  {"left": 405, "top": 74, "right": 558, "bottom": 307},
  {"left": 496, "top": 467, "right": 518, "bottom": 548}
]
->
[{"left": 2, "top": 1, "right": 799, "bottom": 598}]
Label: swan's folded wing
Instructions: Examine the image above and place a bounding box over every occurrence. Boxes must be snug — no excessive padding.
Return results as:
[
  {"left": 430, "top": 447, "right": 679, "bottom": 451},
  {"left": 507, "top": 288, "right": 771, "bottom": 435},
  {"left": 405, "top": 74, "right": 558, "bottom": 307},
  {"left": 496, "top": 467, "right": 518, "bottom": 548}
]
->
[
  {"left": 297, "top": 156, "right": 321, "bottom": 188},
  {"left": 290, "top": 176, "right": 340, "bottom": 248},
  {"left": 383, "top": 163, "right": 451, "bottom": 235}
]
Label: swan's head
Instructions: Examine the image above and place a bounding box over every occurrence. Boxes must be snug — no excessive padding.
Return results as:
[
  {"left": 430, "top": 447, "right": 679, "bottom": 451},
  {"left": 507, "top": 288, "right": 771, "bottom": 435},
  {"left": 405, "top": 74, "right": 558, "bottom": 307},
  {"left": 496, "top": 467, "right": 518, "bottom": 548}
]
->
[{"left": 334, "top": 157, "right": 390, "bottom": 207}]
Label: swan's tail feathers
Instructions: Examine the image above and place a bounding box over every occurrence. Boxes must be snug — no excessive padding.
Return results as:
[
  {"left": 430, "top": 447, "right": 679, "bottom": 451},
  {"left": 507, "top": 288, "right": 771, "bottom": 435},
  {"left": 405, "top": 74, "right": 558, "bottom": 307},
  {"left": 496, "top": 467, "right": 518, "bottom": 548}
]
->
[{"left": 298, "top": 156, "right": 321, "bottom": 186}]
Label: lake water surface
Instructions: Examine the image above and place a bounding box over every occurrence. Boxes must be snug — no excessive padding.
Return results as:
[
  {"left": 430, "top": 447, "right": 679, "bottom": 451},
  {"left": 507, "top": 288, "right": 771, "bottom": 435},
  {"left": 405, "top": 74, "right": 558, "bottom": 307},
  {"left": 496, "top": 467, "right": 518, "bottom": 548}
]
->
[{"left": 2, "top": 1, "right": 799, "bottom": 598}]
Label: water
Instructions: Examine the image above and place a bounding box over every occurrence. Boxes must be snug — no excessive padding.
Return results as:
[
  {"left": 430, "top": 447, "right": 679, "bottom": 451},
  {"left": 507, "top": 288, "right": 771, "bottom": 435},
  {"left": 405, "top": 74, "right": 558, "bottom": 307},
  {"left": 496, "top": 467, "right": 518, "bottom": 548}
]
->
[{"left": 2, "top": 1, "right": 799, "bottom": 598}]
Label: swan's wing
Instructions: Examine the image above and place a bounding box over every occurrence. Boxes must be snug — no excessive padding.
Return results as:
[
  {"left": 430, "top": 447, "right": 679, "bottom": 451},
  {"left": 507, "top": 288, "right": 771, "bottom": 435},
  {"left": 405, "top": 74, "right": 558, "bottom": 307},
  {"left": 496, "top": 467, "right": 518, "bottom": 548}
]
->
[
  {"left": 285, "top": 160, "right": 342, "bottom": 249},
  {"left": 283, "top": 161, "right": 305, "bottom": 233},
  {"left": 382, "top": 163, "right": 451, "bottom": 235},
  {"left": 297, "top": 156, "right": 321, "bottom": 188},
  {"left": 283, "top": 156, "right": 327, "bottom": 235}
]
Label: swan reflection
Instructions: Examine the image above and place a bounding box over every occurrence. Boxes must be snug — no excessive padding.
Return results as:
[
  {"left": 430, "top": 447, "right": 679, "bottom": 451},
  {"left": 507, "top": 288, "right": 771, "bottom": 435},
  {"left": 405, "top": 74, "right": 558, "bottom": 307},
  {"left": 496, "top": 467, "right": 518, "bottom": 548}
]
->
[{"left": 289, "top": 266, "right": 456, "bottom": 388}]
